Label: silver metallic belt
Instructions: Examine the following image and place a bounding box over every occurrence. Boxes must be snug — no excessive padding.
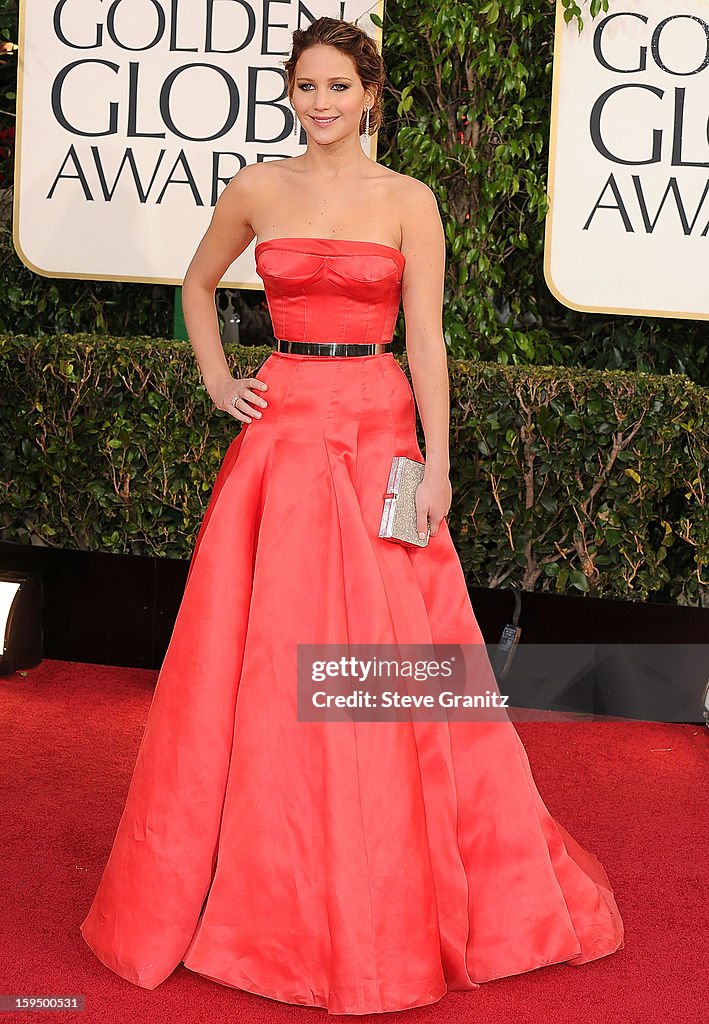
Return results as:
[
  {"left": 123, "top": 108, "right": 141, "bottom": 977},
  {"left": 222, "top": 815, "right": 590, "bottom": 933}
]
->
[{"left": 275, "top": 339, "right": 393, "bottom": 357}]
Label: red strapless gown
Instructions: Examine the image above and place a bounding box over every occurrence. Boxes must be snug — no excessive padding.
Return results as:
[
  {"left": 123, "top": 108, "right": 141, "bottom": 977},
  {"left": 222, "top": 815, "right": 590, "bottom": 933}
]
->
[{"left": 80, "top": 237, "right": 624, "bottom": 1014}]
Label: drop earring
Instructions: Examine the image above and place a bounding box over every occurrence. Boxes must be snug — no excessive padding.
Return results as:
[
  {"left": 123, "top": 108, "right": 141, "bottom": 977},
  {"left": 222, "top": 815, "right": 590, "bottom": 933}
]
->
[
  {"left": 364, "top": 107, "right": 370, "bottom": 137},
  {"left": 292, "top": 109, "right": 299, "bottom": 137}
]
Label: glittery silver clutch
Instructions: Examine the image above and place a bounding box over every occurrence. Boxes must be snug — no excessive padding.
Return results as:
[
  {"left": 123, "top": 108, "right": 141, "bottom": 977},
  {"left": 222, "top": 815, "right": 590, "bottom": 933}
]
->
[{"left": 378, "top": 456, "right": 430, "bottom": 548}]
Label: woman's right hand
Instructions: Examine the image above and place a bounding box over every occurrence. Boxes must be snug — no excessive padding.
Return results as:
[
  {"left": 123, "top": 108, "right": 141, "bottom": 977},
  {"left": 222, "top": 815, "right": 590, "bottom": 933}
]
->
[{"left": 210, "top": 375, "right": 269, "bottom": 423}]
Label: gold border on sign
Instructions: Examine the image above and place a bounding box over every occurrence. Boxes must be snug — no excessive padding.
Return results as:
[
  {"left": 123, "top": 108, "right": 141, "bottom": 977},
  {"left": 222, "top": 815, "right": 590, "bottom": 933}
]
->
[
  {"left": 12, "top": 0, "right": 386, "bottom": 289},
  {"left": 543, "top": 0, "right": 709, "bottom": 322}
]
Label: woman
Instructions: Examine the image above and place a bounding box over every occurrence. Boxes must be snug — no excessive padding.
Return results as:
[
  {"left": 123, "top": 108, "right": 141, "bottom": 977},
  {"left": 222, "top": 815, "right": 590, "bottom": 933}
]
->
[{"left": 80, "top": 16, "right": 624, "bottom": 1015}]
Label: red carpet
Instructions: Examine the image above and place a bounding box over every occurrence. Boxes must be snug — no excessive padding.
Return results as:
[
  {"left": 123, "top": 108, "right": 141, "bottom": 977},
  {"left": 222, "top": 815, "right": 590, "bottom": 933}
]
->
[{"left": 1, "top": 658, "right": 707, "bottom": 1023}]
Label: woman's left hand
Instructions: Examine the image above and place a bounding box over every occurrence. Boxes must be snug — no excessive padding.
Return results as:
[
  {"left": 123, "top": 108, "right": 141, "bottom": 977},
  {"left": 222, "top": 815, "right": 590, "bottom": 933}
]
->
[{"left": 415, "top": 470, "right": 452, "bottom": 540}]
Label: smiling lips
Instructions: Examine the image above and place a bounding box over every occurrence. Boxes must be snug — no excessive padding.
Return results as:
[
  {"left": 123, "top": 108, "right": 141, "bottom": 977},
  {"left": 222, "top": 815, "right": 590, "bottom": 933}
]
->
[{"left": 311, "top": 116, "right": 339, "bottom": 126}]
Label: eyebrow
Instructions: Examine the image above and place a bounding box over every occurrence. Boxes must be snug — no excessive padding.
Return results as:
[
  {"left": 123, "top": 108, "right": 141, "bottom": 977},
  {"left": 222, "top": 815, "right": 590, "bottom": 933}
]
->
[{"left": 296, "top": 76, "right": 353, "bottom": 82}]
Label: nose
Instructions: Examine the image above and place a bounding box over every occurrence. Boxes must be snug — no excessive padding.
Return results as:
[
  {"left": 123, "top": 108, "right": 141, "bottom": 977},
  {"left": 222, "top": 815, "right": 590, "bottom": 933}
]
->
[{"left": 311, "top": 91, "right": 332, "bottom": 111}]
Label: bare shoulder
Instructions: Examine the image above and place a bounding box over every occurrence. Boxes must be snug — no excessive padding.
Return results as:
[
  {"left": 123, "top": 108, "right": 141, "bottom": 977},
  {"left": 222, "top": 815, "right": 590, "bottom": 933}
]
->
[
  {"left": 223, "top": 160, "right": 294, "bottom": 222},
  {"left": 217, "top": 161, "right": 270, "bottom": 209},
  {"left": 387, "top": 173, "right": 443, "bottom": 255},
  {"left": 380, "top": 169, "right": 437, "bottom": 228},
  {"left": 395, "top": 172, "right": 440, "bottom": 215},
  {"left": 219, "top": 159, "right": 289, "bottom": 201},
  {"left": 385, "top": 173, "right": 446, "bottom": 274}
]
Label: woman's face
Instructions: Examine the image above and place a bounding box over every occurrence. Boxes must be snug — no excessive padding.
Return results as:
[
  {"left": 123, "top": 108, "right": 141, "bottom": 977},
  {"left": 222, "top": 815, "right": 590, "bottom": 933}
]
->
[{"left": 290, "top": 44, "right": 374, "bottom": 140}]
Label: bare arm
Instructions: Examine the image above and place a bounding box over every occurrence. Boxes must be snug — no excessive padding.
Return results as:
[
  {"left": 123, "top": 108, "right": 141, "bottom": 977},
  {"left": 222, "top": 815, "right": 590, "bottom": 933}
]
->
[
  {"left": 398, "top": 178, "right": 451, "bottom": 539},
  {"left": 400, "top": 178, "right": 450, "bottom": 476},
  {"left": 400, "top": 179, "right": 449, "bottom": 476},
  {"left": 182, "top": 165, "right": 263, "bottom": 414}
]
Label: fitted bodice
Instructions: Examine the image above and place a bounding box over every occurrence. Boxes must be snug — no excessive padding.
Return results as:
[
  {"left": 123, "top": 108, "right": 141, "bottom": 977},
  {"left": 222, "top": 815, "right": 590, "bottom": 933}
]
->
[{"left": 255, "top": 237, "right": 405, "bottom": 345}]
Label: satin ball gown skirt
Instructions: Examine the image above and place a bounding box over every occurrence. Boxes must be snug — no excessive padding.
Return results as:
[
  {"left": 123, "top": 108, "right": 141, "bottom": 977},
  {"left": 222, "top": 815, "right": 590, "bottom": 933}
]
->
[{"left": 80, "top": 349, "right": 624, "bottom": 1014}]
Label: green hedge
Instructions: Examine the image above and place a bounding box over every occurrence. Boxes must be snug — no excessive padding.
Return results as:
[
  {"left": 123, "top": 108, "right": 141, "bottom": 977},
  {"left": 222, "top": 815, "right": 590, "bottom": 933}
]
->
[{"left": 2, "top": 333, "right": 706, "bottom": 606}]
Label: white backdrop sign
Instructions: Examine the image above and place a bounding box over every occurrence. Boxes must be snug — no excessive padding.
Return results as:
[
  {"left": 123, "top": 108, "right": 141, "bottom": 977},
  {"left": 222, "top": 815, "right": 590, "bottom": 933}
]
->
[
  {"left": 545, "top": 0, "right": 709, "bottom": 319},
  {"left": 14, "top": 1, "right": 384, "bottom": 288}
]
